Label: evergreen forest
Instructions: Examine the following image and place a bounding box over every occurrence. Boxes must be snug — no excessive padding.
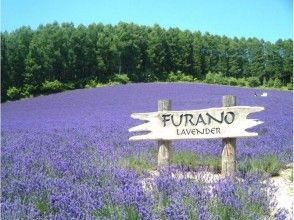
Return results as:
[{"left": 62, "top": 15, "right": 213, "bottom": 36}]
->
[{"left": 1, "top": 22, "right": 293, "bottom": 101}]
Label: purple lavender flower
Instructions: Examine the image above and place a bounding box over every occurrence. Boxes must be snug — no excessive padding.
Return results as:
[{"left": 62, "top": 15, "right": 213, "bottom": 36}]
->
[{"left": 1, "top": 83, "right": 292, "bottom": 218}]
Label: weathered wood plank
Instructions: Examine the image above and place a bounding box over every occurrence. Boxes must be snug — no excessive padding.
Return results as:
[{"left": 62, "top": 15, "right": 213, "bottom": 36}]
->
[
  {"left": 157, "top": 100, "right": 171, "bottom": 167},
  {"left": 129, "top": 106, "right": 264, "bottom": 141},
  {"left": 222, "top": 95, "right": 237, "bottom": 176}
]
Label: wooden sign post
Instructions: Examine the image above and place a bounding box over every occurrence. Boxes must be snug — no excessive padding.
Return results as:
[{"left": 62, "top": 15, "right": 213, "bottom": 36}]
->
[
  {"left": 158, "top": 100, "right": 171, "bottom": 167},
  {"left": 222, "top": 95, "right": 237, "bottom": 176},
  {"left": 129, "top": 96, "right": 264, "bottom": 176}
]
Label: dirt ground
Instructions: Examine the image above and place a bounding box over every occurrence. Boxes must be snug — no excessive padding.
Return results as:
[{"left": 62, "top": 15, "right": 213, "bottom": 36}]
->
[
  {"left": 271, "top": 167, "right": 293, "bottom": 219},
  {"left": 142, "top": 166, "right": 294, "bottom": 219}
]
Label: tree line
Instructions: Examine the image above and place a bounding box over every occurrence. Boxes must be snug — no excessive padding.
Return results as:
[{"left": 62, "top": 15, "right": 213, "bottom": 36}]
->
[{"left": 1, "top": 22, "right": 293, "bottom": 101}]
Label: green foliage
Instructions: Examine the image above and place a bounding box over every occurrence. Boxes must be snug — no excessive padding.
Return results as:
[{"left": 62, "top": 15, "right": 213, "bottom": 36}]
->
[
  {"left": 273, "top": 78, "right": 283, "bottom": 88},
  {"left": 112, "top": 74, "right": 130, "bottom": 84},
  {"left": 35, "top": 197, "right": 51, "bottom": 214},
  {"left": 143, "top": 71, "right": 159, "bottom": 82},
  {"left": 204, "top": 72, "right": 288, "bottom": 89},
  {"left": 227, "top": 77, "right": 238, "bottom": 86},
  {"left": 171, "top": 151, "right": 199, "bottom": 169},
  {"left": 266, "top": 78, "right": 288, "bottom": 89},
  {"left": 180, "top": 74, "right": 194, "bottom": 82},
  {"left": 118, "top": 154, "right": 154, "bottom": 174},
  {"left": 209, "top": 202, "right": 233, "bottom": 220},
  {"left": 247, "top": 202, "right": 268, "bottom": 218},
  {"left": 30, "top": 191, "right": 51, "bottom": 215},
  {"left": 167, "top": 71, "right": 194, "bottom": 82},
  {"left": 85, "top": 79, "right": 99, "bottom": 88},
  {"left": 237, "top": 78, "right": 247, "bottom": 87},
  {"left": 267, "top": 78, "right": 275, "bottom": 87},
  {"left": 21, "top": 84, "right": 36, "bottom": 98},
  {"left": 64, "top": 82, "right": 75, "bottom": 90},
  {"left": 204, "top": 72, "right": 216, "bottom": 84},
  {"left": 93, "top": 204, "right": 124, "bottom": 219},
  {"left": 204, "top": 72, "right": 226, "bottom": 84},
  {"left": 41, "top": 80, "right": 65, "bottom": 94},
  {"left": 95, "top": 83, "right": 105, "bottom": 88},
  {"left": 201, "top": 155, "right": 221, "bottom": 173},
  {"left": 209, "top": 180, "right": 269, "bottom": 220},
  {"left": 183, "top": 197, "right": 198, "bottom": 219},
  {"left": 125, "top": 206, "right": 140, "bottom": 220},
  {"left": 286, "top": 83, "right": 293, "bottom": 90},
  {"left": 167, "top": 72, "right": 178, "bottom": 82},
  {"left": 171, "top": 151, "right": 221, "bottom": 173},
  {"left": 108, "top": 81, "right": 122, "bottom": 86},
  {"left": 247, "top": 76, "right": 260, "bottom": 87},
  {"left": 7, "top": 87, "right": 22, "bottom": 100},
  {"left": 2, "top": 22, "right": 292, "bottom": 101},
  {"left": 238, "top": 154, "right": 283, "bottom": 176},
  {"left": 209, "top": 199, "right": 268, "bottom": 220},
  {"left": 262, "top": 77, "right": 267, "bottom": 86},
  {"left": 93, "top": 204, "right": 139, "bottom": 220}
]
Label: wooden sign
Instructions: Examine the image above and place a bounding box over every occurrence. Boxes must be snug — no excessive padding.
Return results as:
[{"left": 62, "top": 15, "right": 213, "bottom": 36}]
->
[
  {"left": 128, "top": 96, "right": 265, "bottom": 176},
  {"left": 129, "top": 106, "right": 264, "bottom": 141}
]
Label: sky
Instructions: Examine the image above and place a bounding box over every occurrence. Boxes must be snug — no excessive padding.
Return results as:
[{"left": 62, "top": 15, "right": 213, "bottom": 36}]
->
[{"left": 1, "top": 0, "right": 293, "bottom": 42}]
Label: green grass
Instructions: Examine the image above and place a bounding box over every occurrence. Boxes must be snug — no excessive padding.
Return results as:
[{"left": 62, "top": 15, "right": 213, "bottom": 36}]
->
[
  {"left": 119, "top": 150, "right": 221, "bottom": 174},
  {"left": 118, "top": 154, "right": 154, "bottom": 174},
  {"left": 18, "top": 191, "right": 51, "bottom": 215},
  {"left": 35, "top": 198, "right": 51, "bottom": 214},
  {"left": 246, "top": 202, "right": 268, "bottom": 219},
  {"left": 31, "top": 191, "right": 51, "bottom": 215},
  {"left": 172, "top": 152, "right": 284, "bottom": 176},
  {"left": 209, "top": 201, "right": 268, "bottom": 220},
  {"left": 201, "top": 155, "right": 221, "bottom": 173},
  {"left": 171, "top": 151, "right": 221, "bottom": 173},
  {"left": 238, "top": 154, "right": 283, "bottom": 177},
  {"left": 93, "top": 204, "right": 140, "bottom": 220},
  {"left": 171, "top": 151, "right": 199, "bottom": 170},
  {"left": 183, "top": 196, "right": 199, "bottom": 220},
  {"left": 125, "top": 206, "right": 140, "bottom": 220},
  {"left": 119, "top": 150, "right": 284, "bottom": 177},
  {"left": 209, "top": 190, "right": 269, "bottom": 220},
  {"left": 93, "top": 204, "right": 123, "bottom": 219},
  {"left": 153, "top": 191, "right": 172, "bottom": 219},
  {"left": 208, "top": 198, "right": 236, "bottom": 220}
]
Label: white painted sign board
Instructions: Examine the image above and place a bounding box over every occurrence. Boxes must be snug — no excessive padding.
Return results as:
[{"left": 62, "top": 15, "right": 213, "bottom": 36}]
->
[{"left": 129, "top": 106, "right": 264, "bottom": 141}]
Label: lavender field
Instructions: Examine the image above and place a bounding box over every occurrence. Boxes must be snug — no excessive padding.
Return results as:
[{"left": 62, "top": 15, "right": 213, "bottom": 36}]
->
[{"left": 1, "top": 83, "right": 293, "bottom": 219}]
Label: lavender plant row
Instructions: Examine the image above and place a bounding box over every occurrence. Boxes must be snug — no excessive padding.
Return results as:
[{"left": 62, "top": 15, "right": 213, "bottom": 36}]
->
[{"left": 1, "top": 83, "right": 292, "bottom": 219}]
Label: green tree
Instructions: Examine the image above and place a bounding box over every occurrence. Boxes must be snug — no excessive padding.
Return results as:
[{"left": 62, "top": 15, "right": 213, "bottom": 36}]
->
[
  {"left": 71, "top": 24, "right": 96, "bottom": 82},
  {"left": 147, "top": 24, "right": 169, "bottom": 80},
  {"left": 6, "top": 27, "right": 33, "bottom": 89},
  {"left": 228, "top": 38, "right": 243, "bottom": 78},
  {"left": 1, "top": 32, "right": 9, "bottom": 101},
  {"left": 192, "top": 31, "right": 203, "bottom": 79},
  {"left": 280, "top": 39, "right": 293, "bottom": 84},
  {"left": 2, "top": 22, "right": 292, "bottom": 101},
  {"left": 247, "top": 38, "right": 266, "bottom": 79}
]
